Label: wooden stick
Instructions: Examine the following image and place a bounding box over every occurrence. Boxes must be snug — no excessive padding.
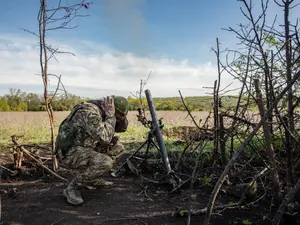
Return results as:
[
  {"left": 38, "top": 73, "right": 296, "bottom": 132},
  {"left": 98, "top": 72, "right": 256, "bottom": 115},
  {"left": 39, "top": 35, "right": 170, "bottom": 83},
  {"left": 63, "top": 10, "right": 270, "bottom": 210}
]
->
[
  {"left": 11, "top": 135, "right": 68, "bottom": 183},
  {"left": 254, "top": 79, "right": 281, "bottom": 201},
  {"left": 0, "top": 165, "right": 16, "bottom": 174},
  {"left": 219, "top": 114, "right": 227, "bottom": 166},
  {"left": 272, "top": 177, "right": 300, "bottom": 225},
  {"left": 178, "top": 90, "right": 205, "bottom": 131}
]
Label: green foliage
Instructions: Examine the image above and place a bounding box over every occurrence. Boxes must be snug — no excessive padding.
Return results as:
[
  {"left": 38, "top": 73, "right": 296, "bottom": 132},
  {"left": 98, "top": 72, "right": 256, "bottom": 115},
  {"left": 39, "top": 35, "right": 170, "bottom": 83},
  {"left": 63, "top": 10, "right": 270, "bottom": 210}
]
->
[
  {"left": 242, "top": 219, "right": 252, "bottom": 225},
  {"left": 0, "top": 88, "right": 246, "bottom": 112},
  {"left": 0, "top": 88, "right": 88, "bottom": 112},
  {"left": 2, "top": 88, "right": 28, "bottom": 111},
  {"left": 0, "top": 98, "right": 10, "bottom": 111},
  {"left": 24, "top": 93, "right": 43, "bottom": 111},
  {"left": 263, "top": 32, "right": 281, "bottom": 47},
  {"left": 200, "top": 175, "right": 211, "bottom": 185},
  {"left": 128, "top": 95, "right": 242, "bottom": 112}
]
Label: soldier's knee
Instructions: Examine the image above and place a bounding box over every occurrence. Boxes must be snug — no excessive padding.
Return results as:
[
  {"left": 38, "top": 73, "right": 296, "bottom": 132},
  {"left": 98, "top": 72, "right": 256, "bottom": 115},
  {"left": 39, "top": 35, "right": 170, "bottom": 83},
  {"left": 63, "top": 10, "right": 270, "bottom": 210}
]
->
[
  {"left": 112, "top": 142, "right": 125, "bottom": 153},
  {"left": 102, "top": 154, "right": 113, "bottom": 171},
  {"left": 119, "top": 143, "right": 125, "bottom": 151}
]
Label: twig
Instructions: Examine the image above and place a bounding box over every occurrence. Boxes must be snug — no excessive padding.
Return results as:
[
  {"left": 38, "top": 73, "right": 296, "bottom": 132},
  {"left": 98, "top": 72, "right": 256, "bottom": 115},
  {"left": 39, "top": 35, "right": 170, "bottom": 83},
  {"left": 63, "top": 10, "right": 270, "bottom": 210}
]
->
[
  {"left": 178, "top": 90, "right": 203, "bottom": 131},
  {"left": 212, "top": 80, "right": 219, "bottom": 165},
  {"left": 178, "top": 202, "right": 243, "bottom": 216},
  {"left": 254, "top": 79, "right": 281, "bottom": 201},
  {"left": 0, "top": 165, "right": 16, "bottom": 175},
  {"left": 137, "top": 185, "right": 153, "bottom": 201},
  {"left": 175, "top": 139, "right": 195, "bottom": 170},
  {"left": 187, "top": 140, "right": 209, "bottom": 225},
  {"left": 272, "top": 177, "right": 300, "bottom": 225},
  {"left": 238, "top": 166, "right": 270, "bottom": 204},
  {"left": 11, "top": 135, "right": 68, "bottom": 183},
  {"left": 50, "top": 216, "right": 67, "bottom": 225},
  {"left": 144, "top": 186, "right": 154, "bottom": 201},
  {"left": 221, "top": 112, "right": 257, "bottom": 127}
]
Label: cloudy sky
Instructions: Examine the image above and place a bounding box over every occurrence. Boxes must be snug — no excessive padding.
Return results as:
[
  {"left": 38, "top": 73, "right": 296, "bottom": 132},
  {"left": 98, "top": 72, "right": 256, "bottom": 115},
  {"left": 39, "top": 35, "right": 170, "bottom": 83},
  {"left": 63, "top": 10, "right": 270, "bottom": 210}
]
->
[{"left": 0, "top": 0, "right": 291, "bottom": 98}]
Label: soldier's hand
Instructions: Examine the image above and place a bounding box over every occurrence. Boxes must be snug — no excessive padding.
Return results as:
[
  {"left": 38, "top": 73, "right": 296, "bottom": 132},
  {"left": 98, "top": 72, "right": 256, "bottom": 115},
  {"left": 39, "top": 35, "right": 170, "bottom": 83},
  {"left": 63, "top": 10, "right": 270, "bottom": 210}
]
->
[
  {"left": 103, "top": 95, "right": 115, "bottom": 117},
  {"left": 111, "top": 136, "right": 120, "bottom": 145}
]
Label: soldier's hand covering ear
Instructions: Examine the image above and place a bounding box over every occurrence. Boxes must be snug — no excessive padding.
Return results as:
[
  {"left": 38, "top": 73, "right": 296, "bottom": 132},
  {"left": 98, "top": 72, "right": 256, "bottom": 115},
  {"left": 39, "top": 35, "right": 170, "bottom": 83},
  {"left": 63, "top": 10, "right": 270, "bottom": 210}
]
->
[
  {"left": 103, "top": 96, "right": 115, "bottom": 118},
  {"left": 115, "top": 117, "right": 128, "bottom": 133}
]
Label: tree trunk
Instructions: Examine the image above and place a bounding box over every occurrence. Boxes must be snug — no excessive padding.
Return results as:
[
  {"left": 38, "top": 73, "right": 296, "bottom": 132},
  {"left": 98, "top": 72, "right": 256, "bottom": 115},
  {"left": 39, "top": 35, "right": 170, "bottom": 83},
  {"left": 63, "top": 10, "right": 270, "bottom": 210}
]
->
[
  {"left": 219, "top": 114, "right": 226, "bottom": 166},
  {"left": 272, "top": 178, "right": 300, "bottom": 225},
  {"left": 254, "top": 79, "right": 281, "bottom": 202},
  {"left": 39, "top": 0, "right": 58, "bottom": 171},
  {"left": 212, "top": 80, "right": 219, "bottom": 165},
  {"left": 284, "top": 0, "right": 294, "bottom": 186}
]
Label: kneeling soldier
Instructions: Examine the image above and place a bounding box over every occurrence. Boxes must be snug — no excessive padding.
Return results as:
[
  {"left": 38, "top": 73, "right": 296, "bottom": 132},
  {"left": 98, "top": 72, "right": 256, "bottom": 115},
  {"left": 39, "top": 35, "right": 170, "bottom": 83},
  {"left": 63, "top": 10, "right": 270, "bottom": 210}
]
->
[{"left": 55, "top": 96, "right": 129, "bottom": 205}]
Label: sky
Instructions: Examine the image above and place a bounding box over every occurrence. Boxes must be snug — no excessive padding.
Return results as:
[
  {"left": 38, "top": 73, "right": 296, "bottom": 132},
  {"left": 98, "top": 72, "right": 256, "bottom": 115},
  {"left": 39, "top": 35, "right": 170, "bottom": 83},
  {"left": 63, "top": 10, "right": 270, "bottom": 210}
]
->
[{"left": 0, "top": 0, "right": 294, "bottom": 98}]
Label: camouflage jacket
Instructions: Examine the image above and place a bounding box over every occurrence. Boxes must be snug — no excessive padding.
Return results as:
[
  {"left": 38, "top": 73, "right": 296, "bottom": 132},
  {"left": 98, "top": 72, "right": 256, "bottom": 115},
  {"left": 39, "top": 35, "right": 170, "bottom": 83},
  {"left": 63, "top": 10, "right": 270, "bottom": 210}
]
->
[{"left": 55, "top": 102, "right": 116, "bottom": 156}]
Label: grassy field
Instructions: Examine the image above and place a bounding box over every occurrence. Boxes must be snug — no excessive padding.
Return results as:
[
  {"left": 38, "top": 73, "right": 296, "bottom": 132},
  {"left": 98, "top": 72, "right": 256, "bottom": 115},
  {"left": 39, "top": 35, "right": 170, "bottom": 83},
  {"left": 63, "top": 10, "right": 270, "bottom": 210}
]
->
[
  {"left": 0, "top": 111, "right": 211, "bottom": 150},
  {"left": 0, "top": 112, "right": 279, "bottom": 225}
]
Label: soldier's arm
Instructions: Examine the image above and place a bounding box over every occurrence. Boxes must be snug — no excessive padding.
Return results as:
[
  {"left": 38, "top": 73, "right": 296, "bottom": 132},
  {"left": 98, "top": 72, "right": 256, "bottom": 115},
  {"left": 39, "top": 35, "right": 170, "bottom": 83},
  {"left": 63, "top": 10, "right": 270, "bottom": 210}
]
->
[
  {"left": 77, "top": 106, "right": 116, "bottom": 145},
  {"left": 87, "top": 113, "right": 116, "bottom": 145}
]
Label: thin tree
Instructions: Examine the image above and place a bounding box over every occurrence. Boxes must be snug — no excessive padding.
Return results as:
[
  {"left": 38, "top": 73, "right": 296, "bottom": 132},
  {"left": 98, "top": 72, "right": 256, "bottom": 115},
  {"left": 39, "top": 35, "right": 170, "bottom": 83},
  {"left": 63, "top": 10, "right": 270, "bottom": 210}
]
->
[{"left": 24, "top": 0, "right": 92, "bottom": 170}]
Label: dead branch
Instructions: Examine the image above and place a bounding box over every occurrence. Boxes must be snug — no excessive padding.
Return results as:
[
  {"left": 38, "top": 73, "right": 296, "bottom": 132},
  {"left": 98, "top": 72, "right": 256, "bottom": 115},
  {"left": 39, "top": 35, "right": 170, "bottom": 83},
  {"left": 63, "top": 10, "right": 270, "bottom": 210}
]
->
[
  {"left": 187, "top": 140, "right": 210, "bottom": 225},
  {"left": 254, "top": 78, "right": 281, "bottom": 201},
  {"left": 175, "top": 139, "right": 196, "bottom": 170},
  {"left": 47, "top": 73, "right": 67, "bottom": 101},
  {"left": 178, "top": 90, "right": 204, "bottom": 131},
  {"left": 227, "top": 47, "right": 253, "bottom": 158},
  {"left": 219, "top": 114, "right": 226, "bottom": 166},
  {"left": 238, "top": 166, "right": 270, "bottom": 204},
  {"left": 202, "top": 69, "right": 300, "bottom": 225},
  {"left": 211, "top": 38, "right": 222, "bottom": 166},
  {"left": 131, "top": 71, "right": 152, "bottom": 122},
  {"left": 272, "top": 177, "right": 300, "bottom": 225},
  {"left": 212, "top": 80, "right": 219, "bottom": 166},
  {"left": 11, "top": 135, "right": 68, "bottom": 183},
  {"left": 176, "top": 202, "right": 245, "bottom": 217},
  {"left": 0, "top": 165, "right": 17, "bottom": 175},
  {"left": 221, "top": 112, "right": 257, "bottom": 127}
]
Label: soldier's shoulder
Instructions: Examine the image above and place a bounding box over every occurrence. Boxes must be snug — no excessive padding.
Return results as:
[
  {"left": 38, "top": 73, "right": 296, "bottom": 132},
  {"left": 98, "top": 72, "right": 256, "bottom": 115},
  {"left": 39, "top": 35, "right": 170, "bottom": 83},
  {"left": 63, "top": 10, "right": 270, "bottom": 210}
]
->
[
  {"left": 78, "top": 102, "right": 100, "bottom": 113},
  {"left": 71, "top": 102, "right": 102, "bottom": 125}
]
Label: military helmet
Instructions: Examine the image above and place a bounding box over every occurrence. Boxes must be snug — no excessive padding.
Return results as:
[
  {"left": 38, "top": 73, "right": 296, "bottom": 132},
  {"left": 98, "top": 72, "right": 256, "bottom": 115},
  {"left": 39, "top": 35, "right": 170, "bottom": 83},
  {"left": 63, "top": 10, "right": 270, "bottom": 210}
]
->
[{"left": 114, "top": 96, "right": 129, "bottom": 116}]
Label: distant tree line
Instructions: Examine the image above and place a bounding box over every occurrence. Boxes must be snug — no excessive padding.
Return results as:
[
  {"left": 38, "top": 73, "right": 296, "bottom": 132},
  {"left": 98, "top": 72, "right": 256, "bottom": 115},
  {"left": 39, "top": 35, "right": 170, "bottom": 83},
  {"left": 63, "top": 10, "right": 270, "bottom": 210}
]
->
[
  {"left": 0, "top": 88, "right": 241, "bottom": 112},
  {"left": 0, "top": 88, "right": 88, "bottom": 112}
]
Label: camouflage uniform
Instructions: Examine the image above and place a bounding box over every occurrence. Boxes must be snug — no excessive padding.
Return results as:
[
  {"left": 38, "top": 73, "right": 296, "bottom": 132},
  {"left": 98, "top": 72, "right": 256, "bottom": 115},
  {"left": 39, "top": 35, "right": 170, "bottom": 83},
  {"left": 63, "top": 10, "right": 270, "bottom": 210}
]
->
[{"left": 55, "top": 97, "right": 128, "bottom": 205}]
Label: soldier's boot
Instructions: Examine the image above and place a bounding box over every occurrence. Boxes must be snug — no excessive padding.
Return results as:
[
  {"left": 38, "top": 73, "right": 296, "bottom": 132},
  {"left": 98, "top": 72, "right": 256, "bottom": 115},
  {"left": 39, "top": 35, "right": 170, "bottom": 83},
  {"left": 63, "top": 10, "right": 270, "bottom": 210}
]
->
[
  {"left": 63, "top": 179, "right": 84, "bottom": 205},
  {"left": 78, "top": 178, "right": 113, "bottom": 190}
]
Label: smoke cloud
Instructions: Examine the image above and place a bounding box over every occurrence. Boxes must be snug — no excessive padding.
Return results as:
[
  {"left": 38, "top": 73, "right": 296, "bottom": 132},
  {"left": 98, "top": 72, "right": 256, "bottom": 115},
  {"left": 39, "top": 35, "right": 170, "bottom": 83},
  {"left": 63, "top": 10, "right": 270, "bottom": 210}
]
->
[{"left": 100, "top": 0, "right": 148, "bottom": 55}]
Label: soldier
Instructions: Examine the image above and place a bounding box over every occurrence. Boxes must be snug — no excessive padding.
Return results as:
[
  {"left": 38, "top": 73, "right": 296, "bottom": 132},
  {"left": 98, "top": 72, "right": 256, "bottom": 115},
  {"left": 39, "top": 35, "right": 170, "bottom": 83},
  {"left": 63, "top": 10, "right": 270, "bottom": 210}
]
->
[{"left": 54, "top": 95, "right": 129, "bottom": 205}]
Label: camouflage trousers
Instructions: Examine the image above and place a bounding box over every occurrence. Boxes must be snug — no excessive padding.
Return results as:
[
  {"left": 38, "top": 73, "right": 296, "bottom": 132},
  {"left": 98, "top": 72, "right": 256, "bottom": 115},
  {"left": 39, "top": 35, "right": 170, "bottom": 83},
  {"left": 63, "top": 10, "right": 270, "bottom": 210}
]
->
[{"left": 59, "top": 139, "right": 125, "bottom": 185}]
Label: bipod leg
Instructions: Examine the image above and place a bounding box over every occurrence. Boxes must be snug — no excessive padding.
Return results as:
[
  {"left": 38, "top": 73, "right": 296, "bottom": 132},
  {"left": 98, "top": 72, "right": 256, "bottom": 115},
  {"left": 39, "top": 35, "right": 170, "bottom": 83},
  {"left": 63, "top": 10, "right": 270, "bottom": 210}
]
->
[
  {"left": 137, "top": 138, "right": 153, "bottom": 170},
  {"left": 111, "top": 139, "right": 149, "bottom": 177},
  {"left": 151, "top": 139, "right": 161, "bottom": 153}
]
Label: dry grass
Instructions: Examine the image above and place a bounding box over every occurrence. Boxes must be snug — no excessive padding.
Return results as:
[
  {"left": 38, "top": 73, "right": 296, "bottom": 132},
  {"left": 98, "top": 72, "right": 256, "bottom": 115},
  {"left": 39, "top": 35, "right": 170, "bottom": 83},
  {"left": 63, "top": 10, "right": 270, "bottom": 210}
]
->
[{"left": 0, "top": 111, "right": 210, "bottom": 149}]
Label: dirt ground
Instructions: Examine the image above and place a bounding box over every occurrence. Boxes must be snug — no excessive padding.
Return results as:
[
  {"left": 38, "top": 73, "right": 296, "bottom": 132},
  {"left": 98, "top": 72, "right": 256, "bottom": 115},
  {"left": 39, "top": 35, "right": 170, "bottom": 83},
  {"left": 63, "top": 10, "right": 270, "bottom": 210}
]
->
[{"left": 0, "top": 150, "right": 289, "bottom": 225}]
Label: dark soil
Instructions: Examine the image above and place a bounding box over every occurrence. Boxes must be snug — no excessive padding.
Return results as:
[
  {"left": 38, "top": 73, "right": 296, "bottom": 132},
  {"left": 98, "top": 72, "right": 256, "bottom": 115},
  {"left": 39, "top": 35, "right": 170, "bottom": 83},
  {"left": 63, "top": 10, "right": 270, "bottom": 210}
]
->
[{"left": 0, "top": 148, "right": 294, "bottom": 225}]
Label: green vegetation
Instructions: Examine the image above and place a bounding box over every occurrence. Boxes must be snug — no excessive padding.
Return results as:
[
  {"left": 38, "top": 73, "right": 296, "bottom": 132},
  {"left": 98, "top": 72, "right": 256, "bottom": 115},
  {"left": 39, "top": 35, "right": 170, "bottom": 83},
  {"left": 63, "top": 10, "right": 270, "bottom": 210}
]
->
[
  {"left": 0, "top": 111, "right": 196, "bottom": 150},
  {"left": 0, "top": 88, "right": 247, "bottom": 112},
  {"left": 0, "top": 88, "right": 86, "bottom": 112}
]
